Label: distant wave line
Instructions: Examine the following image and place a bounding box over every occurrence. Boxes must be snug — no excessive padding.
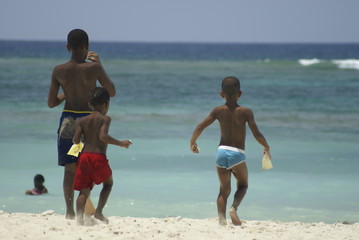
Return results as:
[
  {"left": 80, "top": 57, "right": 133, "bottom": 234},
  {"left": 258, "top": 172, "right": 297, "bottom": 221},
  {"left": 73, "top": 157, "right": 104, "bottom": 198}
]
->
[{"left": 298, "top": 58, "right": 359, "bottom": 69}]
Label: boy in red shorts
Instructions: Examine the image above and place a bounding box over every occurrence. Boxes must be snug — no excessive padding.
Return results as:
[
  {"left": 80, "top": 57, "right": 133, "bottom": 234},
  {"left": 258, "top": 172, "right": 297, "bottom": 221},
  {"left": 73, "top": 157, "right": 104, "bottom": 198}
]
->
[{"left": 72, "top": 87, "right": 132, "bottom": 225}]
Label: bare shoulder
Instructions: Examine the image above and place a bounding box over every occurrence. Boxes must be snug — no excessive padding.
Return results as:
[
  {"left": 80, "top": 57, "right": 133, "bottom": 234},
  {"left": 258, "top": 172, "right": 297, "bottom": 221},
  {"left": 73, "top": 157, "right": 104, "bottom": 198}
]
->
[
  {"left": 52, "top": 64, "right": 63, "bottom": 75},
  {"left": 236, "top": 105, "right": 252, "bottom": 113},
  {"left": 78, "top": 113, "right": 92, "bottom": 124},
  {"left": 54, "top": 61, "right": 100, "bottom": 71},
  {"left": 103, "top": 115, "right": 111, "bottom": 121},
  {"left": 213, "top": 104, "right": 228, "bottom": 112},
  {"left": 210, "top": 105, "right": 227, "bottom": 117},
  {"left": 99, "top": 114, "right": 111, "bottom": 123},
  {"left": 235, "top": 106, "right": 254, "bottom": 119},
  {"left": 53, "top": 61, "right": 71, "bottom": 71},
  {"left": 52, "top": 62, "right": 73, "bottom": 78},
  {"left": 77, "top": 62, "right": 104, "bottom": 78},
  {"left": 84, "top": 61, "right": 102, "bottom": 71}
]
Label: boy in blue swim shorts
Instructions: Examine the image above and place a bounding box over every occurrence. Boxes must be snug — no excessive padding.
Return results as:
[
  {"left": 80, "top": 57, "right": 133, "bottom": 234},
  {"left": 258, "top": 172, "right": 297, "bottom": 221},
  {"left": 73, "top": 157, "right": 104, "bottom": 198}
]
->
[
  {"left": 190, "top": 76, "right": 270, "bottom": 226},
  {"left": 216, "top": 145, "right": 246, "bottom": 170},
  {"left": 48, "top": 29, "right": 116, "bottom": 219}
]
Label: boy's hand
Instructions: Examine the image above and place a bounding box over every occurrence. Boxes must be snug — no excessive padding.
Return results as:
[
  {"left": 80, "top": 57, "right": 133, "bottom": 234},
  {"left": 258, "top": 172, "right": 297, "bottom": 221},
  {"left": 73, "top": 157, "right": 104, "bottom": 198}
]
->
[
  {"left": 87, "top": 51, "right": 101, "bottom": 62},
  {"left": 263, "top": 149, "right": 271, "bottom": 160},
  {"left": 122, "top": 140, "right": 133, "bottom": 149},
  {"left": 191, "top": 143, "right": 200, "bottom": 153},
  {"left": 57, "top": 93, "right": 65, "bottom": 102}
]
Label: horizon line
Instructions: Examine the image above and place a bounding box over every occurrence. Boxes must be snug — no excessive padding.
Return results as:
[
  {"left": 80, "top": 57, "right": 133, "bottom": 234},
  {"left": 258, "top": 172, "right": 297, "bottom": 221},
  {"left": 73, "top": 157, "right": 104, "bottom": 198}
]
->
[{"left": 1, "top": 39, "right": 359, "bottom": 45}]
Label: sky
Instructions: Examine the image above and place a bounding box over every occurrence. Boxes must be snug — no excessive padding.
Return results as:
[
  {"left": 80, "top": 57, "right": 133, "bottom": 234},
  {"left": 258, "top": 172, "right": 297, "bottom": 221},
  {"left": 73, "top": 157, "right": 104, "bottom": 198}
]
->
[{"left": 1, "top": 0, "right": 359, "bottom": 43}]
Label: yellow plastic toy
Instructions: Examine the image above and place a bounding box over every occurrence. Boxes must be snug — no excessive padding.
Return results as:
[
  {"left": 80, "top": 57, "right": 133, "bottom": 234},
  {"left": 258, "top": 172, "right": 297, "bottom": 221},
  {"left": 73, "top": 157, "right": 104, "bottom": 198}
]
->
[
  {"left": 262, "top": 150, "right": 273, "bottom": 170},
  {"left": 67, "top": 142, "right": 84, "bottom": 157}
]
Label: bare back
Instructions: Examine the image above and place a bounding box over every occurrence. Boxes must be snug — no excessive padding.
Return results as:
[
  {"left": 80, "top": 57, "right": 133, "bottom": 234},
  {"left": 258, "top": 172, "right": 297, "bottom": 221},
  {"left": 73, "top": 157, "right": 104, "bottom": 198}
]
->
[
  {"left": 190, "top": 95, "right": 268, "bottom": 154},
  {"left": 49, "top": 59, "right": 114, "bottom": 111},
  {"left": 212, "top": 105, "right": 249, "bottom": 149},
  {"left": 77, "top": 112, "right": 110, "bottom": 154}
]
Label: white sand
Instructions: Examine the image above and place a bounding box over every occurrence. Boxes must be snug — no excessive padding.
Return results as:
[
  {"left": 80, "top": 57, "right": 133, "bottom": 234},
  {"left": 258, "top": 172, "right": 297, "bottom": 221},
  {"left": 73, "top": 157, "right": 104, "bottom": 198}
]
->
[{"left": 0, "top": 210, "right": 358, "bottom": 240}]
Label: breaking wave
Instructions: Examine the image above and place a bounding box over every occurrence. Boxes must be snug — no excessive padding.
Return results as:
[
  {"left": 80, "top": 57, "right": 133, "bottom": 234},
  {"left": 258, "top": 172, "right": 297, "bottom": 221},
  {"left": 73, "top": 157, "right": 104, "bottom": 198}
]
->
[
  {"left": 331, "top": 59, "right": 359, "bottom": 70},
  {"left": 299, "top": 58, "right": 359, "bottom": 70}
]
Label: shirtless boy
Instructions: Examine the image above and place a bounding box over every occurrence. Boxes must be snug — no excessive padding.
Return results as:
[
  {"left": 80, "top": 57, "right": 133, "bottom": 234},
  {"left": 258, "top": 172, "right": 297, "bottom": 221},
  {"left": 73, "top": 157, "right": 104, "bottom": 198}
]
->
[
  {"left": 72, "top": 87, "right": 132, "bottom": 225},
  {"left": 48, "top": 29, "right": 116, "bottom": 219},
  {"left": 190, "top": 76, "right": 270, "bottom": 226}
]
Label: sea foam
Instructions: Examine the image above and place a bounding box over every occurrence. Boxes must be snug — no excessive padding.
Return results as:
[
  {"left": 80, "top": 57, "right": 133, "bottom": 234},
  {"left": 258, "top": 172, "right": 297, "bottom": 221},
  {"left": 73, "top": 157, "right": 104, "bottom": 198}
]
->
[
  {"left": 332, "top": 59, "right": 359, "bottom": 70},
  {"left": 298, "top": 58, "right": 321, "bottom": 66}
]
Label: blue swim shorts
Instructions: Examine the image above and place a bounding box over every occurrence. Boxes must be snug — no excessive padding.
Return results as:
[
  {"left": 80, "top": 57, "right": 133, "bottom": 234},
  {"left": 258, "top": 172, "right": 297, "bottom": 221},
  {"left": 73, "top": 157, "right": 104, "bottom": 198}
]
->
[
  {"left": 216, "top": 145, "right": 246, "bottom": 169},
  {"left": 57, "top": 110, "right": 91, "bottom": 166}
]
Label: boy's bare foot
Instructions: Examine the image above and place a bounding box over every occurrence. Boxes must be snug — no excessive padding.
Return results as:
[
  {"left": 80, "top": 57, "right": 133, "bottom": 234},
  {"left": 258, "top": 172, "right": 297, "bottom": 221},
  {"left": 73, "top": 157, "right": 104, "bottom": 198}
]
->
[
  {"left": 218, "top": 213, "right": 227, "bottom": 226},
  {"left": 84, "top": 216, "right": 96, "bottom": 226},
  {"left": 219, "top": 217, "right": 227, "bottom": 226},
  {"left": 66, "top": 212, "right": 75, "bottom": 220},
  {"left": 77, "top": 217, "right": 84, "bottom": 226},
  {"left": 229, "top": 207, "right": 242, "bottom": 226},
  {"left": 94, "top": 212, "right": 109, "bottom": 224}
]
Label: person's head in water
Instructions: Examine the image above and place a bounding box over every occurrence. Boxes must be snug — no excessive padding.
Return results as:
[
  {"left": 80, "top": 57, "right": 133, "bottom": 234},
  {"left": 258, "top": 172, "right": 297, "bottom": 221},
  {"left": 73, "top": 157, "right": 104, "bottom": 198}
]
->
[{"left": 34, "top": 174, "right": 45, "bottom": 189}]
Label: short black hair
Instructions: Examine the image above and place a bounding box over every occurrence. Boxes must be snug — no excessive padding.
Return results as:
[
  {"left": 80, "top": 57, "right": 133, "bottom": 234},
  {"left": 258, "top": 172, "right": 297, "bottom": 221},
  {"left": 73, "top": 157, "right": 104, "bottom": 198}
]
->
[
  {"left": 89, "top": 87, "right": 110, "bottom": 107},
  {"left": 67, "top": 29, "right": 89, "bottom": 50},
  {"left": 34, "top": 174, "right": 45, "bottom": 183},
  {"left": 221, "top": 76, "right": 240, "bottom": 96}
]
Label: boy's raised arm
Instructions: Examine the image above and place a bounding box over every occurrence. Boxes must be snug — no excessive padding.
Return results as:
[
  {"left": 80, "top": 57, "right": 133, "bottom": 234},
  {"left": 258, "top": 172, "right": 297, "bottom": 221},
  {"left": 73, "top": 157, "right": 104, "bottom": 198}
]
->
[
  {"left": 89, "top": 52, "right": 116, "bottom": 97},
  {"left": 97, "top": 65, "right": 116, "bottom": 97}
]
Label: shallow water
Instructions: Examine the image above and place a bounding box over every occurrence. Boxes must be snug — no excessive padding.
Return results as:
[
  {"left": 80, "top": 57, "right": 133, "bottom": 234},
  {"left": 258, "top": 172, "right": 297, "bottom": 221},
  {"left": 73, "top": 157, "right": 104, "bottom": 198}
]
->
[{"left": 0, "top": 41, "right": 358, "bottom": 223}]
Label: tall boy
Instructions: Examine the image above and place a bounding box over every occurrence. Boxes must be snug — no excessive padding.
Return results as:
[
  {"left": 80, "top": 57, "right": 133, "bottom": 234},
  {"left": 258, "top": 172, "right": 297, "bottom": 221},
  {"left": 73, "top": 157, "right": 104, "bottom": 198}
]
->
[
  {"left": 48, "top": 29, "right": 116, "bottom": 219},
  {"left": 190, "top": 76, "right": 270, "bottom": 226},
  {"left": 72, "top": 87, "right": 132, "bottom": 225}
]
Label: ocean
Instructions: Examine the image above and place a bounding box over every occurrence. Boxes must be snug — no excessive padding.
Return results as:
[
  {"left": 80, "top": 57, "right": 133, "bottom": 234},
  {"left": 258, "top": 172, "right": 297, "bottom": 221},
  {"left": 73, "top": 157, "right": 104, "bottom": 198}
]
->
[{"left": 0, "top": 41, "right": 358, "bottom": 224}]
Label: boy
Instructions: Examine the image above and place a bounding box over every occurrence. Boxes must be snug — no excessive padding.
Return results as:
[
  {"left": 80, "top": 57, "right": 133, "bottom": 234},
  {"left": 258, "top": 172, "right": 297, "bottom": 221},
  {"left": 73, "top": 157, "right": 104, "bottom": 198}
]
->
[
  {"left": 190, "top": 76, "right": 270, "bottom": 226},
  {"left": 25, "top": 174, "right": 48, "bottom": 195},
  {"left": 72, "top": 87, "right": 132, "bottom": 225},
  {"left": 48, "top": 29, "right": 116, "bottom": 219}
]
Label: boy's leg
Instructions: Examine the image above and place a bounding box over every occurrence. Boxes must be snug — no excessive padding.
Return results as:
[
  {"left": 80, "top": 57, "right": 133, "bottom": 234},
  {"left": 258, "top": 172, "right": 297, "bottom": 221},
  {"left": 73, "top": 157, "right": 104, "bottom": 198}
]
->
[
  {"left": 95, "top": 175, "right": 113, "bottom": 224},
  {"left": 63, "top": 162, "right": 77, "bottom": 219},
  {"left": 229, "top": 162, "right": 248, "bottom": 225},
  {"left": 76, "top": 187, "right": 91, "bottom": 225},
  {"left": 216, "top": 167, "right": 232, "bottom": 225}
]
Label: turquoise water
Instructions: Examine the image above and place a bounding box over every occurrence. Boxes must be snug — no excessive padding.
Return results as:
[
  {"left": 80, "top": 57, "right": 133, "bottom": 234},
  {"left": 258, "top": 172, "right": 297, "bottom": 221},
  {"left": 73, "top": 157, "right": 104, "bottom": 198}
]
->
[{"left": 0, "top": 41, "right": 358, "bottom": 223}]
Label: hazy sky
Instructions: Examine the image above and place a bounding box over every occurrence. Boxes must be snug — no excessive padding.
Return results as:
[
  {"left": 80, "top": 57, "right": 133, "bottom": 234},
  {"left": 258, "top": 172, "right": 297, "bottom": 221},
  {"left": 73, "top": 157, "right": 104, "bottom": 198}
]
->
[{"left": 1, "top": 0, "right": 358, "bottom": 43}]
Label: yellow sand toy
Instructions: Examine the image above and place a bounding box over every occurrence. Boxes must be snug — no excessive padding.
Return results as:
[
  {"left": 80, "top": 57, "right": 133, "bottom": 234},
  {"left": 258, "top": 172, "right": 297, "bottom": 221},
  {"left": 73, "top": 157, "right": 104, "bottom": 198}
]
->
[
  {"left": 262, "top": 150, "right": 273, "bottom": 170},
  {"left": 67, "top": 142, "right": 84, "bottom": 157}
]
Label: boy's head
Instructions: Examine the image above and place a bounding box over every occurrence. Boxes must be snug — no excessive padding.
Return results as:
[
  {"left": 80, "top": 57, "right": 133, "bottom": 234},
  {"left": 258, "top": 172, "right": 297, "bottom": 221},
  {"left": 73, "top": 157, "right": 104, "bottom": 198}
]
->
[
  {"left": 221, "top": 76, "right": 241, "bottom": 98},
  {"left": 67, "top": 29, "right": 89, "bottom": 50},
  {"left": 89, "top": 87, "right": 110, "bottom": 108}
]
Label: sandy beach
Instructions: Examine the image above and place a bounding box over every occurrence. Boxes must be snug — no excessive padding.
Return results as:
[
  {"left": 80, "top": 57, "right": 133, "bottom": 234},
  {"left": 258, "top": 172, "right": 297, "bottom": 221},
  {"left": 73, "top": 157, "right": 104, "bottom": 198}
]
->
[{"left": 0, "top": 210, "right": 358, "bottom": 240}]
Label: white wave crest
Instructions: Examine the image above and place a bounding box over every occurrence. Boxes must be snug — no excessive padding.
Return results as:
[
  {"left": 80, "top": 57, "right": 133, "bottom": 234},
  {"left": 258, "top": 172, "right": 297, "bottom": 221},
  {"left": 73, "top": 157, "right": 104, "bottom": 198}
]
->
[
  {"left": 298, "top": 58, "right": 321, "bottom": 66},
  {"left": 332, "top": 59, "right": 359, "bottom": 70}
]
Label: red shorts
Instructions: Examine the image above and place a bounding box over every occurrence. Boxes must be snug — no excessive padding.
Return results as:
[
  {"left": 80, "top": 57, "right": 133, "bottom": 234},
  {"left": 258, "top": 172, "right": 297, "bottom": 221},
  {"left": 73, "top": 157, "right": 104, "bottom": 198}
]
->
[{"left": 73, "top": 152, "right": 112, "bottom": 191}]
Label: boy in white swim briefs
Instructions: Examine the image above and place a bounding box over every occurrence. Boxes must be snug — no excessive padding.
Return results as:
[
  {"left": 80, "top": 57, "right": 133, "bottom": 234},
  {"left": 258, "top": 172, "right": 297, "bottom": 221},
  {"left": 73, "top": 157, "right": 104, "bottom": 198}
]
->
[{"left": 190, "top": 76, "right": 270, "bottom": 226}]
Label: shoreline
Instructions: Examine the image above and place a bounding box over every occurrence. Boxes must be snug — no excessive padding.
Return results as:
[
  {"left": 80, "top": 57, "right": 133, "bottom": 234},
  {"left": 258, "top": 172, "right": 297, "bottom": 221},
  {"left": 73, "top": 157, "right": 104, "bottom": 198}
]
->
[{"left": 1, "top": 210, "right": 358, "bottom": 240}]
